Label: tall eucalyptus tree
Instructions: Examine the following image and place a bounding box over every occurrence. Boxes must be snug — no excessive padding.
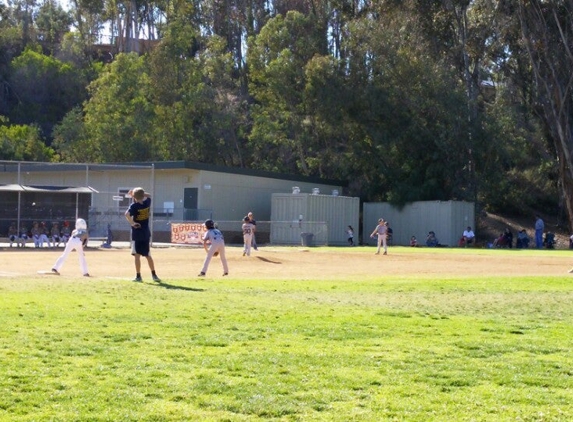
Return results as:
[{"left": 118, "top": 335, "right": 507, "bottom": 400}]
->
[{"left": 516, "top": 0, "right": 573, "bottom": 227}]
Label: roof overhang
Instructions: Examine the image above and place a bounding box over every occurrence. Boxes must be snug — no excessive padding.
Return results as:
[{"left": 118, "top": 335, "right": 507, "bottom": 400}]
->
[{"left": 0, "top": 184, "right": 99, "bottom": 193}]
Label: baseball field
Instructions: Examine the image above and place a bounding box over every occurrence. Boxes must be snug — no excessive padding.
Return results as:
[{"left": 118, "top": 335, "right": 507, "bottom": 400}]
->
[{"left": 1, "top": 245, "right": 572, "bottom": 420}]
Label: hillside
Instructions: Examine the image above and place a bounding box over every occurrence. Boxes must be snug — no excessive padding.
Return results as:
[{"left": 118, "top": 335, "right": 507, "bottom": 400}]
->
[{"left": 476, "top": 211, "right": 570, "bottom": 249}]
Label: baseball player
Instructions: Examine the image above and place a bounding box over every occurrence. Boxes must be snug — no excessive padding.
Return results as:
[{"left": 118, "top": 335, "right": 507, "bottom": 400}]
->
[
  {"left": 242, "top": 216, "right": 255, "bottom": 256},
  {"left": 31, "top": 221, "right": 41, "bottom": 248},
  {"left": 370, "top": 218, "right": 388, "bottom": 255},
  {"left": 39, "top": 222, "right": 53, "bottom": 248},
  {"left": 8, "top": 222, "right": 23, "bottom": 247},
  {"left": 51, "top": 222, "right": 62, "bottom": 247},
  {"left": 198, "top": 219, "right": 228, "bottom": 276},
  {"left": 51, "top": 218, "right": 90, "bottom": 276},
  {"left": 19, "top": 223, "right": 29, "bottom": 247},
  {"left": 61, "top": 221, "right": 71, "bottom": 244}
]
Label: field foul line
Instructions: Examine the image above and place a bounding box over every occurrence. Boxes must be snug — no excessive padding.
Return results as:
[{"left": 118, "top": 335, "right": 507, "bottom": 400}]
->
[{"left": 0, "top": 271, "right": 23, "bottom": 277}]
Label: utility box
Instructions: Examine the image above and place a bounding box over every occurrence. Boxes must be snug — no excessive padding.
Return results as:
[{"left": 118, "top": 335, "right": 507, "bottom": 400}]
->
[
  {"left": 271, "top": 192, "right": 359, "bottom": 246},
  {"left": 300, "top": 232, "right": 314, "bottom": 246}
]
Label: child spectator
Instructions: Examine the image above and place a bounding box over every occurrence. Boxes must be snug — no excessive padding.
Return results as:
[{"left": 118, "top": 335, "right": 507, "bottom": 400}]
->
[
  {"left": 347, "top": 225, "right": 355, "bottom": 246},
  {"left": 426, "top": 231, "right": 439, "bottom": 247}
]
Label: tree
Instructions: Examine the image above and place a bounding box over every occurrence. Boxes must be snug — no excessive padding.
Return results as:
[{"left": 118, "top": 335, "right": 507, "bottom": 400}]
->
[
  {"left": 9, "top": 48, "right": 87, "bottom": 140},
  {"left": 148, "top": 32, "right": 248, "bottom": 165},
  {"left": 0, "top": 117, "right": 55, "bottom": 160},
  {"left": 51, "top": 106, "right": 89, "bottom": 162},
  {"left": 35, "top": 0, "right": 73, "bottom": 54},
  {"left": 516, "top": 0, "right": 573, "bottom": 228},
  {"left": 81, "top": 52, "right": 154, "bottom": 161},
  {"left": 248, "top": 11, "right": 328, "bottom": 174}
]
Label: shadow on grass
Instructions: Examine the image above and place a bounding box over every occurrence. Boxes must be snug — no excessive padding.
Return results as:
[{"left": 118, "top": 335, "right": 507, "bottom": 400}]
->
[
  {"left": 256, "top": 256, "right": 282, "bottom": 264},
  {"left": 153, "top": 281, "right": 205, "bottom": 292}
]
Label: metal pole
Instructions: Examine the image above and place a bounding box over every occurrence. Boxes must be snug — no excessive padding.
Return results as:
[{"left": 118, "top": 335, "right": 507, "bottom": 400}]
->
[
  {"left": 17, "top": 162, "right": 21, "bottom": 235},
  {"left": 149, "top": 163, "right": 155, "bottom": 246}
]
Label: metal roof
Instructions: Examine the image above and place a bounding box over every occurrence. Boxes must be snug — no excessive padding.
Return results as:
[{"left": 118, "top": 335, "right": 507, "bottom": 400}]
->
[
  {"left": 0, "top": 160, "right": 347, "bottom": 187},
  {"left": 0, "top": 184, "right": 98, "bottom": 193}
]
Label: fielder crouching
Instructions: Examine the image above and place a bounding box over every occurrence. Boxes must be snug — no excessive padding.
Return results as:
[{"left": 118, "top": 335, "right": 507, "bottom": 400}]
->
[{"left": 198, "top": 219, "right": 229, "bottom": 277}]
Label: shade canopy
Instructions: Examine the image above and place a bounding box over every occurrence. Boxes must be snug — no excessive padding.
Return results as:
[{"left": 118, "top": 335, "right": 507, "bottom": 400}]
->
[{"left": 0, "top": 184, "right": 98, "bottom": 193}]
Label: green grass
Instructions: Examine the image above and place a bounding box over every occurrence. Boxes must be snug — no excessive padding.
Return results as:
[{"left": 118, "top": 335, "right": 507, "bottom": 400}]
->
[{"left": 1, "top": 251, "right": 573, "bottom": 421}]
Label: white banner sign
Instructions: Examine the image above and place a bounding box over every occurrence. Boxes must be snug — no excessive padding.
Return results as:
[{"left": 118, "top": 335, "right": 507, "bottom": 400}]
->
[{"left": 171, "top": 222, "right": 206, "bottom": 244}]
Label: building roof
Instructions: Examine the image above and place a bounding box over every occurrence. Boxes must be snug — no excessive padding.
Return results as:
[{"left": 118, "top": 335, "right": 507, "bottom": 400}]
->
[
  {"left": 0, "top": 160, "right": 346, "bottom": 187},
  {"left": 0, "top": 184, "right": 98, "bottom": 193}
]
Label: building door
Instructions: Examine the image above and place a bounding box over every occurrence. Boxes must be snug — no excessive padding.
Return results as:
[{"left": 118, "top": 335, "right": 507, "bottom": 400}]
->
[{"left": 184, "top": 187, "right": 198, "bottom": 220}]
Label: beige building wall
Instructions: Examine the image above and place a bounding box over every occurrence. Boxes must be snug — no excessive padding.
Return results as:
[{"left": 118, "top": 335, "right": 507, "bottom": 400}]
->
[
  {"left": 0, "top": 163, "right": 344, "bottom": 240},
  {"left": 197, "top": 170, "right": 342, "bottom": 222}
]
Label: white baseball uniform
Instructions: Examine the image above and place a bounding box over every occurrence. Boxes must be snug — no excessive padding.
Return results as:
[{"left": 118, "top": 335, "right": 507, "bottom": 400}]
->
[
  {"left": 242, "top": 222, "right": 255, "bottom": 256},
  {"left": 52, "top": 229, "right": 89, "bottom": 275},
  {"left": 200, "top": 228, "right": 228, "bottom": 274},
  {"left": 372, "top": 223, "right": 388, "bottom": 254}
]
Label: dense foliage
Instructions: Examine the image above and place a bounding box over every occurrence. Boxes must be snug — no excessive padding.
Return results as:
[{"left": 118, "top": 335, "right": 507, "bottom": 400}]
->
[{"left": 0, "top": 0, "right": 569, "bottom": 222}]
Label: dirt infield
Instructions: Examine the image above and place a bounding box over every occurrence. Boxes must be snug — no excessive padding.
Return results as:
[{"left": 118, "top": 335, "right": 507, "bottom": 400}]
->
[{"left": 1, "top": 244, "right": 571, "bottom": 280}]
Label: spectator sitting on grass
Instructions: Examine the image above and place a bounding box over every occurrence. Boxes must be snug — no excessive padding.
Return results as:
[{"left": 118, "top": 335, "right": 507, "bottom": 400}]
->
[{"left": 426, "top": 231, "right": 439, "bottom": 247}]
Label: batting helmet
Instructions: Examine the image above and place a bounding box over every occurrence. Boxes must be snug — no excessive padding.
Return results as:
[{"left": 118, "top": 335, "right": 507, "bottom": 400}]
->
[
  {"left": 204, "top": 219, "right": 215, "bottom": 229},
  {"left": 76, "top": 218, "right": 87, "bottom": 230}
]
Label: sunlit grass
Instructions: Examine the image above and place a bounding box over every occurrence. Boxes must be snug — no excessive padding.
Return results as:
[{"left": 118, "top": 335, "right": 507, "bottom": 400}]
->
[{"left": 1, "top": 250, "right": 572, "bottom": 421}]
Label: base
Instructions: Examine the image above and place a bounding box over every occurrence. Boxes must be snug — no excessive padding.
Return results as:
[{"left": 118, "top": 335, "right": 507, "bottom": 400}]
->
[{"left": 37, "top": 270, "right": 59, "bottom": 275}]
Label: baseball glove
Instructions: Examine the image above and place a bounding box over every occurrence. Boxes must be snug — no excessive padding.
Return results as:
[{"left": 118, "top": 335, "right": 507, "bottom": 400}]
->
[{"left": 213, "top": 252, "right": 219, "bottom": 257}]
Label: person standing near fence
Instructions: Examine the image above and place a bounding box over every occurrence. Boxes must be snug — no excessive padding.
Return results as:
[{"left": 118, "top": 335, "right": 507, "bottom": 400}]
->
[
  {"left": 51, "top": 218, "right": 90, "bottom": 276},
  {"left": 370, "top": 218, "right": 388, "bottom": 255},
  {"left": 125, "top": 187, "right": 161, "bottom": 283},
  {"left": 247, "top": 212, "right": 258, "bottom": 250},
  {"left": 534, "top": 214, "right": 544, "bottom": 249}
]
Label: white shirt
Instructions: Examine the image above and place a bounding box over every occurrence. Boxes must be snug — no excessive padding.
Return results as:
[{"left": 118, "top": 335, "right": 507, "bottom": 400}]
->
[{"left": 463, "top": 230, "right": 475, "bottom": 239}]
